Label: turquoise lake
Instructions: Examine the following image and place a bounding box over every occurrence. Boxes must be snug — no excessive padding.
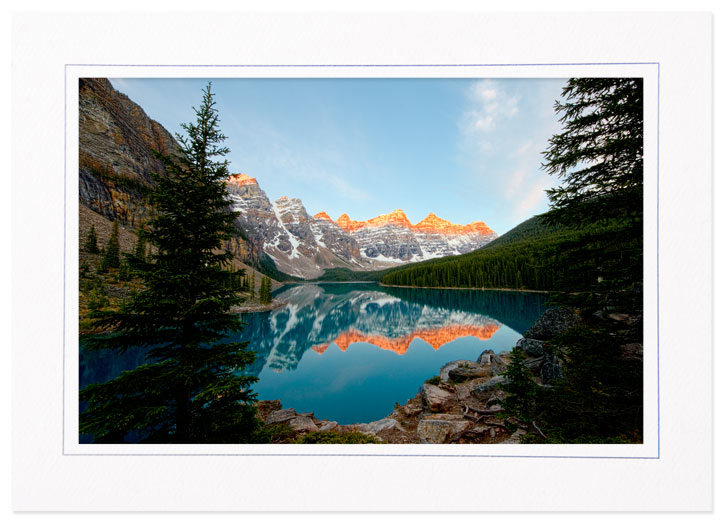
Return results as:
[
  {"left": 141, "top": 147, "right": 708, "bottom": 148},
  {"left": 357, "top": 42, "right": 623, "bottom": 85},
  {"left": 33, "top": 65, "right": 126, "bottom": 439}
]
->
[{"left": 80, "top": 283, "right": 549, "bottom": 427}]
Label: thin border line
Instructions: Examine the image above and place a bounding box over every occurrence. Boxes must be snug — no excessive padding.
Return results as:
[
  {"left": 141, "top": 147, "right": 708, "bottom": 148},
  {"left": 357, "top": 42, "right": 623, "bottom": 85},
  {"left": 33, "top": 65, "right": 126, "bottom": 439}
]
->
[
  {"left": 66, "top": 62, "right": 659, "bottom": 68},
  {"left": 656, "top": 63, "right": 661, "bottom": 459},
  {"left": 64, "top": 62, "right": 660, "bottom": 459},
  {"left": 63, "top": 66, "right": 67, "bottom": 455}
]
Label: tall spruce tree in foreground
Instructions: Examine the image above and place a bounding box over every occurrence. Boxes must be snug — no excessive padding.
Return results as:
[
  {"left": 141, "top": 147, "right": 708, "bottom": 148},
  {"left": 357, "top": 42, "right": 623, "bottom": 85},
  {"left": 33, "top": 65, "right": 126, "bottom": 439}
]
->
[
  {"left": 81, "top": 83, "right": 260, "bottom": 444},
  {"left": 542, "top": 78, "right": 643, "bottom": 228},
  {"left": 529, "top": 78, "right": 644, "bottom": 443},
  {"left": 542, "top": 78, "right": 643, "bottom": 311}
]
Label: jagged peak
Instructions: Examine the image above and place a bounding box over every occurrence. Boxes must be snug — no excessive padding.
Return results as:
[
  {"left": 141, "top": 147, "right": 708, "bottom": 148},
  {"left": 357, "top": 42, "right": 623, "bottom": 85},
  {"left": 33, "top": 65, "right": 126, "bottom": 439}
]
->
[
  {"left": 314, "top": 211, "right": 333, "bottom": 222},
  {"left": 334, "top": 209, "right": 496, "bottom": 235},
  {"left": 336, "top": 213, "right": 366, "bottom": 232},
  {"left": 227, "top": 173, "right": 257, "bottom": 186},
  {"left": 366, "top": 209, "right": 413, "bottom": 229}
]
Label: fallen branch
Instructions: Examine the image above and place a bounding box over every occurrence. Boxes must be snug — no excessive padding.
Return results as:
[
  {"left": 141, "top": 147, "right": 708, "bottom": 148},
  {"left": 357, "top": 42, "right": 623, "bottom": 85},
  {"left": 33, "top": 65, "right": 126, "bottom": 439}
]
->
[{"left": 532, "top": 420, "right": 548, "bottom": 440}]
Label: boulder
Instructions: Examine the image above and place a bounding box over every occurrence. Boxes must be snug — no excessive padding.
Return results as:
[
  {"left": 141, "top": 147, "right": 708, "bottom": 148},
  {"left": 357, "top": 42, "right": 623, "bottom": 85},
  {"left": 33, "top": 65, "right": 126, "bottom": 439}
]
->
[
  {"left": 421, "top": 384, "right": 454, "bottom": 412},
  {"left": 360, "top": 418, "right": 405, "bottom": 435},
  {"left": 265, "top": 408, "right": 297, "bottom": 425},
  {"left": 502, "top": 428, "right": 527, "bottom": 444},
  {"left": 471, "top": 376, "right": 509, "bottom": 399},
  {"left": 490, "top": 353, "right": 508, "bottom": 376},
  {"left": 524, "top": 307, "right": 580, "bottom": 341},
  {"left": 476, "top": 349, "right": 495, "bottom": 366},
  {"left": 439, "top": 360, "right": 477, "bottom": 383},
  {"left": 417, "top": 418, "right": 469, "bottom": 444},
  {"left": 318, "top": 421, "right": 338, "bottom": 432},
  {"left": 289, "top": 416, "right": 318, "bottom": 433},
  {"left": 448, "top": 364, "right": 488, "bottom": 382},
  {"left": 620, "top": 343, "right": 643, "bottom": 361},
  {"left": 515, "top": 337, "right": 545, "bottom": 357}
]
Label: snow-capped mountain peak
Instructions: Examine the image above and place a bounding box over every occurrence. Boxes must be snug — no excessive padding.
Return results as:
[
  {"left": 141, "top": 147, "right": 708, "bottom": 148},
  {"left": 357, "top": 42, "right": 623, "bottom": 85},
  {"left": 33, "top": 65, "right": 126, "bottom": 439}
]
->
[{"left": 226, "top": 174, "right": 497, "bottom": 278}]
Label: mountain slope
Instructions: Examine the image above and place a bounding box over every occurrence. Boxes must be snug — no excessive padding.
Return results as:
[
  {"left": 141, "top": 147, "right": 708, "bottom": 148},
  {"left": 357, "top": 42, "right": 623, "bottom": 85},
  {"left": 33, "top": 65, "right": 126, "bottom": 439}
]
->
[
  {"left": 380, "top": 213, "right": 637, "bottom": 292},
  {"left": 79, "top": 78, "right": 182, "bottom": 225},
  {"left": 78, "top": 78, "right": 297, "bottom": 283}
]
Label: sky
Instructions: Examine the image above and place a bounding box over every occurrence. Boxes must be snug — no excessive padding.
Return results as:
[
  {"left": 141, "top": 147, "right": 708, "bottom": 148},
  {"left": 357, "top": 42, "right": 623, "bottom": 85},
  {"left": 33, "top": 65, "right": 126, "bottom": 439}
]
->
[{"left": 109, "top": 77, "right": 566, "bottom": 235}]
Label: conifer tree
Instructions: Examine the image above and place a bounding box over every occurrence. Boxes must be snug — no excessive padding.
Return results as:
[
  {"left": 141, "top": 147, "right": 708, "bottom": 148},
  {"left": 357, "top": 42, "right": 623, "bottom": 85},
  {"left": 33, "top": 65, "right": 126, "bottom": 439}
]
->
[
  {"left": 102, "top": 219, "right": 121, "bottom": 269},
  {"left": 541, "top": 78, "right": 643, "bottom": 310},
  {"left": 87, "top": 277, "right": 109, "bottom": 315},
  {"left": 84, "top": 224, "right": 99, "bottom": 254},
  {"left": 133, "top": 231, "right": 146, "bottom": 263},
  {"left": 502, "top": 347, "right": 538, "bottom": 424},
  {"left": 542, "top": 78, "right": 643, "bottom": 228},
  {"left": 259, "top": 276, "right": 272, "bottom": 304},
  {"left": 81, "top": 83, "right": 260, "bottom": 444}
]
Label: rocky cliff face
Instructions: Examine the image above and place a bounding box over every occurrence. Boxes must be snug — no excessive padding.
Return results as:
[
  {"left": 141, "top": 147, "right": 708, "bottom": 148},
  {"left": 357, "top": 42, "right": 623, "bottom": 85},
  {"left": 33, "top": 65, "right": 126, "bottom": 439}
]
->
[
  {"left": 227, "top": 175, "right": 380, "bottom": 278},
  {"left": 79, "top": 78, "right": 181, "bottom": 225}
]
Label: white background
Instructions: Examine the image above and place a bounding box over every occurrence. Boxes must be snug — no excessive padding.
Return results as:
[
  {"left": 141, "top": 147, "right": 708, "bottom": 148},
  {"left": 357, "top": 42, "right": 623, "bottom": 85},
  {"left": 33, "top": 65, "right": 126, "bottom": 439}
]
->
[{"left": 4, "top": 0, "right": 720, "bottom": 522}]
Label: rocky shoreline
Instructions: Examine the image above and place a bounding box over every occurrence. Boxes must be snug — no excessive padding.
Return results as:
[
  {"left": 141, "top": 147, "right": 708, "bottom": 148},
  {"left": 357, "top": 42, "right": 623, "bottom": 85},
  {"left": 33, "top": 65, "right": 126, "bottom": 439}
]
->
[{"left": 255, "top": 306, "right": 585, "bottom": 444}]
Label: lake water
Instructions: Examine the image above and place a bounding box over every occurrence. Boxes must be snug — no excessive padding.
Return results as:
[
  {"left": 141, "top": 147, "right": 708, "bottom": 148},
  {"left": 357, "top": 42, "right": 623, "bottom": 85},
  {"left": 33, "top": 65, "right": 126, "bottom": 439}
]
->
[{"left": 80, "top": 283, "right": 548, "bottom": 426}]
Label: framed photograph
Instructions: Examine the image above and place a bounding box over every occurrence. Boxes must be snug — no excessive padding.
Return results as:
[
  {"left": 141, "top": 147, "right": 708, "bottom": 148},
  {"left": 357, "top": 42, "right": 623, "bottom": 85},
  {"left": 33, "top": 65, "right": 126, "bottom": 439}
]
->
[{"left": 12, "top": 11, "right": 713, "bottom": 512}]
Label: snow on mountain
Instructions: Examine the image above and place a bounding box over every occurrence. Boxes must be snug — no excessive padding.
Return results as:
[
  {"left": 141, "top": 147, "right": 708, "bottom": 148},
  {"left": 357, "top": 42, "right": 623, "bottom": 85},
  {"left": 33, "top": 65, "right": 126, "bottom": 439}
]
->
[{"left": 226, "top": 174, "right": 497, "bottom": 279}]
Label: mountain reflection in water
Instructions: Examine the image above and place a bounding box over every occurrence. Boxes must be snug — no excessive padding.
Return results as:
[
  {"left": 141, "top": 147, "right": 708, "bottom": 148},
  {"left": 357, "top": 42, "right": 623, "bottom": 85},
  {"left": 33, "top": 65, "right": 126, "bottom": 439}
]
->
[
  {"left": 235, "top": 283, "right": 548, "bottom": 423},
  {"left": 80, "top": 283, "right": 548, "bottom": 425}
]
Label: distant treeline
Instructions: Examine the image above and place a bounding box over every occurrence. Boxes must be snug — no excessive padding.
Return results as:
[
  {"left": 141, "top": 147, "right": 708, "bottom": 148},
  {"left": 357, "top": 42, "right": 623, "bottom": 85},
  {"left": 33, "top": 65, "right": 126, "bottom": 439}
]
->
[
  {"left": 380, "top": 215, "right": 641, "bottom": 294},
  {"left": 312, "top": 267, "right": 393, "bottom": 283}
]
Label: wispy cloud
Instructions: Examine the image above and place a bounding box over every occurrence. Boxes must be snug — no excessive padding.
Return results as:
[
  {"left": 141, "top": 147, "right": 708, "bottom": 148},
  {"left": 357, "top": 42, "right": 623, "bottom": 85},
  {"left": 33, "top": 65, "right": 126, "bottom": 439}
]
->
[
  {"left": 465, "top": 80, "right": 519, "bottom": 132},
  {"left": 513, "top": 139, "right": 533, "bottom": 157},
  {"left": 459, "top": 79, "right": 520, "bottom": 159},
  {"left": 516, "top": 178, "right": 551, "bottom": 217},
  {"left": 505, "top": 169, "right": 527, "bottom": 199}
]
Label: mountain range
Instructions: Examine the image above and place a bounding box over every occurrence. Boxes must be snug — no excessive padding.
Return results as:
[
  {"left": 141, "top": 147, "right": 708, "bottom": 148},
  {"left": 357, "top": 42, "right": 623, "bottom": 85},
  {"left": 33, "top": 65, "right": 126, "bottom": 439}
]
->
[
  {"left": 77, "top": 78, "right": 497, "bottom": 281},
  {"left": 227, "top": 173, "right": 497, "bottom": 278}
]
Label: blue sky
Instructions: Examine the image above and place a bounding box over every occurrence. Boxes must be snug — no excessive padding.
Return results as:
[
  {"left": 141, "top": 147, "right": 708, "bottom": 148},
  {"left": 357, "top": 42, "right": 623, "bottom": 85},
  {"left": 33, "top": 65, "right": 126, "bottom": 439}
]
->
[{"left": 109, "top": 77, "right": 566, "bottom": 235}]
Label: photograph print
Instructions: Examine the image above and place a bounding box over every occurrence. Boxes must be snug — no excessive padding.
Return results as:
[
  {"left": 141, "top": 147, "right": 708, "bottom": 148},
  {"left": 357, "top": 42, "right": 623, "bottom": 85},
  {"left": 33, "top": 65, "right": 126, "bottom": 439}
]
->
[{"left": 78, "top": 76, "right": 643, "bottom": 445}]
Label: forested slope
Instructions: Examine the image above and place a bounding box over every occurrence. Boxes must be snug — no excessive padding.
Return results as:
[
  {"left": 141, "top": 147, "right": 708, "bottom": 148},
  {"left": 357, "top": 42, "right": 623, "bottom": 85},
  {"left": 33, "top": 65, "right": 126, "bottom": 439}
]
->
[{"left": 380, "top": 214, "right": 638, "bottom": 293}]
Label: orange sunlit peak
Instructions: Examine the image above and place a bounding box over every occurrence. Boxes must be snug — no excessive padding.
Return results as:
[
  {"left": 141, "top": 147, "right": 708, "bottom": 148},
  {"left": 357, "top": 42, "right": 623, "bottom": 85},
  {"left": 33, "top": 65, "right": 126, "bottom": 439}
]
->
[
  {"left": 227, "top": 173, "right": 257, "bottom": 186},
  {"left": 314, "top": 212, "right": 333, "bottom": 222}
]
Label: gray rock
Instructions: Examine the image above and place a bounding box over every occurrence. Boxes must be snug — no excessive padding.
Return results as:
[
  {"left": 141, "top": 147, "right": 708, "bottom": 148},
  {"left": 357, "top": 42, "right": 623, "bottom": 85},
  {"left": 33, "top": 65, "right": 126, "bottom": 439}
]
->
[
  {"left": 490, "top": 353, "right": 507, "bottom": 376},
  {"left": 524, "top": 307, "right": 580, "bottom": 341},
  {"left": 476, "top": 349, "right": 495, "bottom": 365},
  {"left": 319, "top": 421, "right": 338, "bottom": 432},
  {"left": 439, "top": 360, "right": 477, "bottom": 382},
  {"left": 515, "top": 337, "right": 545, "bottom": 357},
  {"left": 265, "top": 408, "right": 297, "bottom": 425},
  {"left": 471, "top": 376, "right": 509, "bottom": 399},
  {"left": 448, "top": 364, "right": 488, "bottom": 382},
  {"left": 417, "top": 419, "right": 469, "bottom": 444},
  {"left": 289, "top": 416, "right": 318, "bottom": 433},
  {"left": 360, "top": 418, "right": 405, "bottom": 435},
  {"left": 502, "top": 428, "right": 527, "bottom": 444},
  {"left": 421, "top": 384, "right": 454, "bottom": 412},
  {"left": 620, "top": 343, "right": 643, "bottom": 361}
]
